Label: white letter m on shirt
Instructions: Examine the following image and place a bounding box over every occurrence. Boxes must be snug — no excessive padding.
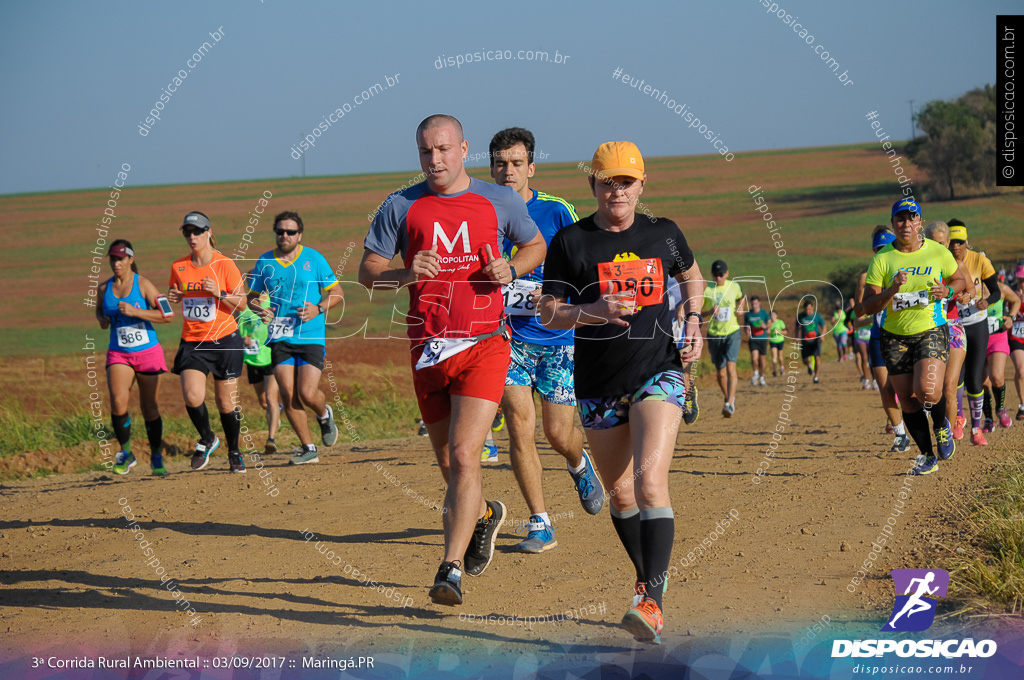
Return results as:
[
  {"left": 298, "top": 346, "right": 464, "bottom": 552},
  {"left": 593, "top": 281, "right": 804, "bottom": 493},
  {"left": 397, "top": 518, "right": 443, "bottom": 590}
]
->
[{"left": 432, "top": 221, "right": 470, "bottom": 254}]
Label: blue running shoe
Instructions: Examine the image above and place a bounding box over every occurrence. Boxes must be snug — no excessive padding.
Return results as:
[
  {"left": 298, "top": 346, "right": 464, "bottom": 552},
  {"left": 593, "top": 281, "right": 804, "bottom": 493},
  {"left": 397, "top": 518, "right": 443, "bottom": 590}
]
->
[
  {"left": 935, "top": 419, "right": 955, "bottom": 460},
  {"left": 113, "top": 451, "right": 136, "bottom": 475},
  {"left": 569, "top": 449, "right": 604, "bottom": 515},
  {"left": 513, "top": 515, "right": 558, "bottom": 553},
  {"left": 150, "top": 453, "right": 167, "bottom": 476},
  {"left": 912, "top": 454, "right": 938, "bottom": 476},
  {"left": 481, "top": 441, "right": 498, "bottom": 463}
]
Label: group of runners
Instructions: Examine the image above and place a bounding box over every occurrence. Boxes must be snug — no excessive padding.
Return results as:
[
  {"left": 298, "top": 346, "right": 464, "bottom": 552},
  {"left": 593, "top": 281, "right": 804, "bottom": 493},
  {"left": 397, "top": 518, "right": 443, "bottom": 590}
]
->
[
  {"left": 854, "top": 200, "right": 1022, "bottom": 476},
  {"left": 96, "top": 210, "right": 343, "bottom": 477},
  {"left": 94, "top": 113, "right": 1023, "bottom": 647}
]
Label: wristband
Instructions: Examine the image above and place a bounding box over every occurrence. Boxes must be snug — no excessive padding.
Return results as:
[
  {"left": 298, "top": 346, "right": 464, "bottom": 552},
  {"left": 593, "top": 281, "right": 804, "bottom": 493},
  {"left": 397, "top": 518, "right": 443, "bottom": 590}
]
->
[
  {"left": 316, "top": 303, "right": 324, "bottom": 315},
  {"left": 946, "top": 285, "right": 954, "bottom": 299},
  {"left": 509, "top": 264, "right": 518, "bottom": 281},
  {"left": 686, "top": 312, "right": 702, "bottom": 322}
]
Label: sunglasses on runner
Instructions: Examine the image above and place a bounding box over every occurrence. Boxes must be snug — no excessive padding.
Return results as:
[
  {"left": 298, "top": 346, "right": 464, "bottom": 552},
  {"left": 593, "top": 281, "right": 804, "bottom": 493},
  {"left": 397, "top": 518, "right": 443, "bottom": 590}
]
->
[
  {"left": 181, "top": 227, "right": 209, "bottom": 237},
  {"left": 949, "top": 239, "right": 966, "bottom": 246},
  {"left": 275, "top": 229, "right": 300, "bottom": 236}
]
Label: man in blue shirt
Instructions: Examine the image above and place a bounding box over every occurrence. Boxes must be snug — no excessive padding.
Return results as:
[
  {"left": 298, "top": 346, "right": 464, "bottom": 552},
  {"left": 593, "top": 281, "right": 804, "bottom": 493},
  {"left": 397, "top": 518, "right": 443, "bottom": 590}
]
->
[
  {"left": 247, "top": 211, "right": 343, "bottom": 464},
  {"left": 489, "top": 127, "right": 605, "bottom": 555}
]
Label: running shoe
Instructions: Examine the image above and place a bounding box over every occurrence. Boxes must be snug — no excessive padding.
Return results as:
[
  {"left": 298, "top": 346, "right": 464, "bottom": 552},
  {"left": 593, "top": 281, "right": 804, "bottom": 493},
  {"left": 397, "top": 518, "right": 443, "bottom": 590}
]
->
[
  {"left": 569, "top": 449, "right": 605, "bottom": 515},
  {"left": 191, "top": 436, "right": 220, "bottom": 471},
  {"left": 513, "top": 515, "right": 557, "bottom": 553},
  {"left": 113, "top": 451, "right": 136, "bottom": 475},
  {"left": 750, "top": 373, "right": 759, "bottom": 386},
  {"left": 911, "top": 454, "right": 938, "bottom": 476},
  {"left": 631, "top": 579, "right": 669, "bottom": 607},
  {"left": 289, "top": 445, "right": 319, "bottom": 465},
  {"left": 428, "top": 561, "right": 463, "bottom": 606},
  {"left": 228, "top": 451, "right": 246, "bottom": 473},
  {"left": 772, "top": 369, "right": 778, "bottom": 377},
  {"left": 813, "top": 376, "right": 820, "bottom": 384},
  {"left": 682, "top": 382, "right": 699, "bottom": 425},
  {"left": 890, "top": 433, "right": 911, "bottom": 453},
  {"left": 997, "top": 408, "right": 1013, "bottom": 429},
  {"left": 982, "top": 418, "right": 995, "bottom": 434},
  {"left": 622, "top": 595, "right": 663, "bottom": 644},
  {"left": 934, "top": 420, "right": 955, "bottom": 460},
  {"left": 318, "top": 405, "right": 338, "bottom": 447},
  {"left": 807, "top": 364, "right": 813, "bottom": 376},
  {"left": 150, "top": 453, "right": 167, "bottom": 476},
  {"left": 970, "top": 428, "right": 988, "bottom": 446},
  {"left": 953, "top": 416, "right": 965, "bottom": 441},
  {"left": 722, "top": 402, "right": 735, "bottom": 418},
  {"left": 872, "top": 380, "right": 879, "bottom": 391},
  {"left": 758, "top": 375, "right": 767, "bottom": 387},
  {"left": 491, "top": 408, "right": 505, "bottom": 432},
  {"left": 417, "top": 420, "right": 428, "bottom": 436},
  {"left": 264, "top": 437, "right": 277, "bottom": 455},
  {"left": 1017, "top": 405, "right": 1024, "bottom": 421},
  {"left": 463, "top": 499, "right": 506, "bottom": 576},
  {"left": 480, "top": 442, "right": 498, "bottom": 463}
]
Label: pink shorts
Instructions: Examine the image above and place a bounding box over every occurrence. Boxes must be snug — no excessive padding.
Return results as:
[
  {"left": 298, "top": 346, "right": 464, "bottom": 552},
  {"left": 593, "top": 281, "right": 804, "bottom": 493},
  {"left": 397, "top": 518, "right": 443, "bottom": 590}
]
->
[
  {"left": 106, "top": 344, "right": 169, "bottom": 374},
  {"left": 987, "top": 331, "right": 1010, "bottom": 357}
]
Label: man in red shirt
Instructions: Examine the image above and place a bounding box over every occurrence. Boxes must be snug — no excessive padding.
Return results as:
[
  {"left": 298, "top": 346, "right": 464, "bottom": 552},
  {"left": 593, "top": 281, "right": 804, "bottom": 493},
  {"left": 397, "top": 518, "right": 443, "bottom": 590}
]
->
[{"left": 359, "top": 114, "right": 546, "bottom": 605}]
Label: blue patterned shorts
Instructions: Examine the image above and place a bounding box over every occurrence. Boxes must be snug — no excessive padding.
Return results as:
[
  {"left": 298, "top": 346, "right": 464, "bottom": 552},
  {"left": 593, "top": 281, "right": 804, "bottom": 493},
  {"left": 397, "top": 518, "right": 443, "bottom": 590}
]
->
[
  {"left": 505, "top": 339, "right": 576, "bottom": 405},
  {"left": 577, "top": 370, "right": 687, "bottom": 430}
]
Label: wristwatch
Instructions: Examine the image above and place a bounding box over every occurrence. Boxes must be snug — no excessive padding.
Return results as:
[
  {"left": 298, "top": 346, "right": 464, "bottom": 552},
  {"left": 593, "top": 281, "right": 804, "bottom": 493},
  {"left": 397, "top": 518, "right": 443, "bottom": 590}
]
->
[{"left": 509, "top": 264, "right": 518, "bottom": 281}]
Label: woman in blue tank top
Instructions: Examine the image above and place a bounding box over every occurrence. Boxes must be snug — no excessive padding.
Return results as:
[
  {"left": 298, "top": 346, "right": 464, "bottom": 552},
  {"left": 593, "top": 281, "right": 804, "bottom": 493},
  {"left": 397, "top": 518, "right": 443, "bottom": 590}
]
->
[{"left": 96, "top": 240, "right": 171, "bottom": 475}]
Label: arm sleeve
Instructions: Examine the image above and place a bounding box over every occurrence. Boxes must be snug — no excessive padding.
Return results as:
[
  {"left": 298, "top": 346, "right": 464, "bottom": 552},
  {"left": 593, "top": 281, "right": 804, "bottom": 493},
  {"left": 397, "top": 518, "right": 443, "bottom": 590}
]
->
[
  {"left": 317, "top": 251, "right": 339, "bottom": 291},
  {"left": 667, "top": 224, "right": 694, "bottom": 277},
  {"left": 541, "top": 231, "right": 574, "bottom": 300},
  {"left": 364, "top": 196, "right": 405, "bottom": 259},
  {"left": 497, "top": 186, "right": 540, "bottom": 246},
  {"left": 865, "top": 253, "right": 885, "bottom": 287}
]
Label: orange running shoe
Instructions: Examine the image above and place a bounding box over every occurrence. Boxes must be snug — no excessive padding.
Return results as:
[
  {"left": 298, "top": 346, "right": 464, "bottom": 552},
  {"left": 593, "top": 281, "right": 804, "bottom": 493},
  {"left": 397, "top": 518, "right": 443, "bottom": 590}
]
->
[
  {"left": 622, "top": 595, "right": 663, "bottom": 644},
  {"left": 970, "top": 428, "right": 988, "bottom": 446},
  {"left": 952, "top": 416, "right": 965, "bottom": 441}
]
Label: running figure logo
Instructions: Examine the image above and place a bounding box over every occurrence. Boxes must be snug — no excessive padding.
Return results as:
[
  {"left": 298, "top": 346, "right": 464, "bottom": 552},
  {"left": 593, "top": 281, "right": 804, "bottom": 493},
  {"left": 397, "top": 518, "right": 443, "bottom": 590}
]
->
[{"left": 881, "top": 568, "right": 949, "bottom": 632}]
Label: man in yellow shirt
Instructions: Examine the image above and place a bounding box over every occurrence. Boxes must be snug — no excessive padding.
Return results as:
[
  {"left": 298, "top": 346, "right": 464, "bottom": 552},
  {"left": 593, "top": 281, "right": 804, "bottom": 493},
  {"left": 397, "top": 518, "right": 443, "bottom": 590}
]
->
[{"left": 702, "top": 260, "right": 746, "bottom": 417}]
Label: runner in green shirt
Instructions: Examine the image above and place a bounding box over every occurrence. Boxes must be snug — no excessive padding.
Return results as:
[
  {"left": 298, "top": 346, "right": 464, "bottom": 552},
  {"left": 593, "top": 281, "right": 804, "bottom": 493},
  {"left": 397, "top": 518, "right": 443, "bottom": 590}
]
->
[
  {"left": 746, "top": 296, "right": 771, "bottom": 386},
  {"left": 768, "top": 310, "right": 787, "bottom": 377},
  {"left": 238, "top": 295, "right": 280, "bottom": 454}
]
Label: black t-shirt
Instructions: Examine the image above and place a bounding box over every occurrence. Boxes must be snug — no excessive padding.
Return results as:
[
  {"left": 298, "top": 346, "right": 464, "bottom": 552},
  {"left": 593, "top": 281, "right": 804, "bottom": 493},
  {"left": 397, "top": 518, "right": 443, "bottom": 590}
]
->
[{"left": 543, "top": 213, "right": 695, "bottom": 399}]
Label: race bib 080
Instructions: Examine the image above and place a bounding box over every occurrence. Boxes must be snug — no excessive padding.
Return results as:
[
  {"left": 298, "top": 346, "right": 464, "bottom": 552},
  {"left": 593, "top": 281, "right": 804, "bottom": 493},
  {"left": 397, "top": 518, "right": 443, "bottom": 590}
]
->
[
  {"left": 182, "top": 296, "right": 216, "bottom": 322},
  {"left": 597, "top": 259, "right": 664, "bottom": 307}
]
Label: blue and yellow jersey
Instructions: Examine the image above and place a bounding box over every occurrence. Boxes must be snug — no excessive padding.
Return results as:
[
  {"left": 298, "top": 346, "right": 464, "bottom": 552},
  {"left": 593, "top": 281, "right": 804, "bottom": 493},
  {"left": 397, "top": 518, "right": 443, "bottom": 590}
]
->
[
  {"left": 248, "top": 245, "right": 339, "bottom": 346},
  {"left": 865, "top": 239, "right": 958, "bottom": 336}
]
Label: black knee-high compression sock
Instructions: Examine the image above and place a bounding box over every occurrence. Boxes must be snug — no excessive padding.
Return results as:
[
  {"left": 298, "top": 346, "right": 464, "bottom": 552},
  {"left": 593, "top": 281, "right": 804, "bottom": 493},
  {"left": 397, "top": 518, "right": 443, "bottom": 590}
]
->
[
  {"left": 219, "top": 409, "right": 241, "bottom": 452},
  {"left": 185, "top": 404, "right": 214, "bottom": 442},
  {"left": 145, "top": 418, "right": 163, "bottom": 457},
  {"left": 982, "top": 388, "right": 993, "bottom": 421},
  {"left": 995, "top": 385, "right": 1007, "bottom": 412},
  {"left": 111, "top": 413, "right": 132, "bottom": 452},
  {"left": 903, "top": 409, "right": 934, "bottom": 457},
  {"left": 639, "top": 508, "right": 675, "bottom": 608},
  {"left": 610, "top": 507, "right": 645, "bottom": 584},
  {"left": 929, "top": 397, "right": 947, "bottom": 429}
]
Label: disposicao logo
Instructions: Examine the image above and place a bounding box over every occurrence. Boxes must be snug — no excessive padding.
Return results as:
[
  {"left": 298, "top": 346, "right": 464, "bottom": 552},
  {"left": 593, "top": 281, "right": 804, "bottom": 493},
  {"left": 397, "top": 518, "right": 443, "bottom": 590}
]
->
[
  {"left": 831, "top": 568, "right": 997, "bottom": 659},
  {"left": 882, "top": 568, "right": 948, "bottom": 632}
]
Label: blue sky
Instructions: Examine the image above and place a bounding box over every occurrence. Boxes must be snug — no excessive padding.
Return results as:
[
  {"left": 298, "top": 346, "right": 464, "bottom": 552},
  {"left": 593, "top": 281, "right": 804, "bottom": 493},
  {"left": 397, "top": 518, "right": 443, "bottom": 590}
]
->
[{"left": 0, "top": 0, "right": 1012, "bottom": 195}]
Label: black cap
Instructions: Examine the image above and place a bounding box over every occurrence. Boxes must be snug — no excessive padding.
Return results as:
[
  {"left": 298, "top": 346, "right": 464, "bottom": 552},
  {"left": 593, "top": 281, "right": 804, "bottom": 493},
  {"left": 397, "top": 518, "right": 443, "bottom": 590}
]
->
[{"left": 711, "top": 260, "right": 728, "bottom": 277}]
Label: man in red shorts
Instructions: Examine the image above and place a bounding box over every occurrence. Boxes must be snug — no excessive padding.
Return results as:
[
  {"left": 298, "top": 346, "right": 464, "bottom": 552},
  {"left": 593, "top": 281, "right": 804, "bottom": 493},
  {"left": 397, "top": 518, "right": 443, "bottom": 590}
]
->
[{"left": 359, "top": 114, "right": 546, "bottom": 605}]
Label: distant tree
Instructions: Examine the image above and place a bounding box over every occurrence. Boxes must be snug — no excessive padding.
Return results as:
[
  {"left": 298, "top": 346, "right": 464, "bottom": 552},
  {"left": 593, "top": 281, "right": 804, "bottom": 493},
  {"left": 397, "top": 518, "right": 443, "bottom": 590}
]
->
[
  {"left": 907, "top": 85, "right": 996, "bottom": 200},
  {"left": 826, "top": 264, "right": 863, "bottom": 307}
]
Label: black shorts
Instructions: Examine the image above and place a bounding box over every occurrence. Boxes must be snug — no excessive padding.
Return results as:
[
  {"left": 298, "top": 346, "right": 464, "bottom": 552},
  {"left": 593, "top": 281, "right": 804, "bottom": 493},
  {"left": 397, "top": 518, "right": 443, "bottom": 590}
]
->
[
  {"left": 1010, "top": 335, "right": 1024, "bottom": 353},
  {"left": 749, "top": 338, "right": 768, "bottom": 355},
  {"left": 270, "top": 341, "right": 326, "bottom": 371},
  {"left": 769, "top": 340, "right": 785, "bottom": 352},
  {"left": 801, "top": 338, "right": 821, "bottom": 359},
  {"left": 246, "top": 363, "right": 274, "bottom": 385},
  {"left": 880, "top": 325, "right": 950, "bottom": 376},
  {"left": 172, "top": 332, "right": 243, "bottom": 381}
]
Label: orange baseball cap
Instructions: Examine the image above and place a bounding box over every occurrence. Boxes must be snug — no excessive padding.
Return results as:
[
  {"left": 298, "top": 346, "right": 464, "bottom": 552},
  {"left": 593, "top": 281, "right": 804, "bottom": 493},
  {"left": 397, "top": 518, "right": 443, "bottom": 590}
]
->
[{"left": 591, "top": 141, "right": 645, "bottom": 180}]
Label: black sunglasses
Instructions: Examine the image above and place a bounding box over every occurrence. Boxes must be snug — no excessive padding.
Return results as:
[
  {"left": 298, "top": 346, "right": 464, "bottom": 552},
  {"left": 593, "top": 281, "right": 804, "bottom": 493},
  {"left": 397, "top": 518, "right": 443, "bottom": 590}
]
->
[
  {"left": 182, "top": 227, "right": 208, "bottom": 237},
  {"left": 949, "top": 239, "right": 966, "bottom": 246},
  {"left": 275, "top": 229, "right": 300, "bottom": 236}
]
